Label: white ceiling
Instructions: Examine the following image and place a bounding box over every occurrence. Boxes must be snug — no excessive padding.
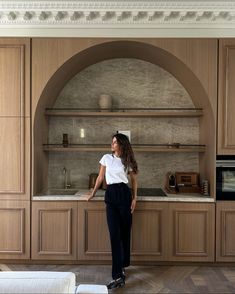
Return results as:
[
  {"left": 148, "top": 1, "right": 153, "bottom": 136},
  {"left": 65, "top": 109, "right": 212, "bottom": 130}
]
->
[{"left": 1, "top": 0, "right": 235, "bottom": 37}]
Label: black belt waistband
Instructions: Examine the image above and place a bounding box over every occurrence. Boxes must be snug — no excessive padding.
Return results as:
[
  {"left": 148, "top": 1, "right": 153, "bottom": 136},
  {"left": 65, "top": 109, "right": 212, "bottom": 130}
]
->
[{"left": 107, "top": 182, "right": 126, "bottom": 186}]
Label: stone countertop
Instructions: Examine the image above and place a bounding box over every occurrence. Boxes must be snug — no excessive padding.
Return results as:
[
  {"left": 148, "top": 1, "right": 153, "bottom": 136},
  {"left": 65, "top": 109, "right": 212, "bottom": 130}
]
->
[{"left": 32, "top": 189, "right": 215, "bottom": 202}]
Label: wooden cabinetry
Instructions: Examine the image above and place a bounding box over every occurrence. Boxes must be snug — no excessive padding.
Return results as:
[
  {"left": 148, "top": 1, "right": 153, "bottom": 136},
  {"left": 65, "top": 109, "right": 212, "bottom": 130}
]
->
[
  {"left": 0, "top": 38, "right": 30, "bottom": 260},
  {"left": 218, "top": 39, "right": 235, "bottom": 154},
  {"left": 77, "top": 202, "right": 111, "bottom": 261},
  {"left": 0, "top": 40, "right": 30, "bottom": 117},
  {"left": 0, "top": 200, "right": 30, "bottom": 259},
  {"left": 168, "top": 203, "right": 215, "bottom": 261},
  {"left": 216, "top": 201, "right": 235, "bottom": 262},
  {"left": 131, "top": 202, "right": 168, "bottom": 261},
  {"left": 0, "top": 118, "right": 30, "bottom": 196},
  {"left": 31, "top": 201, "right": 215, "bottom": 262},
  {"left": 31, "top": 201, "right": 77, "bottom": 260},
  {"left": 0, "top": 38, "right": 30, "bottom": 200},
  {"left": 77, "top": 201, "right": 168, "bottom": 261}
]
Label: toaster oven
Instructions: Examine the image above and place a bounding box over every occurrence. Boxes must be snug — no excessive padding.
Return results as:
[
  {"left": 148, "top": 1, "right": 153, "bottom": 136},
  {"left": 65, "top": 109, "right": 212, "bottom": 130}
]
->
[
  {"left": 175, "top": 172, "right": 200, "bottom": 193},
  {"left": 165, "top": 172, "right": 200, "bottom": 193}
]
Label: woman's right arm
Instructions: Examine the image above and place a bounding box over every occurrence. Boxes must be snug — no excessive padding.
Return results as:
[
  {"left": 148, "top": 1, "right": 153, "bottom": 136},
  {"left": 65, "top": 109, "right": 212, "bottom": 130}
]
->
[{"left": 86, "top": 165, "right": 106, "bottom": 201}]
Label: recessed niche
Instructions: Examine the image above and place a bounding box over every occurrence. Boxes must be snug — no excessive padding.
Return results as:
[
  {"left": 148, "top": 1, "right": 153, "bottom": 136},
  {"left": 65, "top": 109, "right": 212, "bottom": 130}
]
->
[{"left": 46, "top": 58, "right": 199, "bottom": 190}]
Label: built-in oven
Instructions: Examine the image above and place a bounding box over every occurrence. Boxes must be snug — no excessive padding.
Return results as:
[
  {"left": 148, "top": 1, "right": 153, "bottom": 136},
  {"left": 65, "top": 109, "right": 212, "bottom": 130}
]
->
[{"left": 216, "top": 155, "right": 235, "bottom": 200}]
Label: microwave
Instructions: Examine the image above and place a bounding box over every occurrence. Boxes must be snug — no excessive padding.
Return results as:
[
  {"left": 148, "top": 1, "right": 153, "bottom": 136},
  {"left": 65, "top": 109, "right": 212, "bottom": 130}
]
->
[{"left": 216, "top": 155, "right": 235, "bottom": 200}]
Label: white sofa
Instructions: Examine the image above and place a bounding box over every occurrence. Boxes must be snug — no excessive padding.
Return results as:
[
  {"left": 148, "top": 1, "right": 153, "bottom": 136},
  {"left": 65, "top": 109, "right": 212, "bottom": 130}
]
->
[{"left": 0, "top": 271, "right": 108, "bottom": 294}]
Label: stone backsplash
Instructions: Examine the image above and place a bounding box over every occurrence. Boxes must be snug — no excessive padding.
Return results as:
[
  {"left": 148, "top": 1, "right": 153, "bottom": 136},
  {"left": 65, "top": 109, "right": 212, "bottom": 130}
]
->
[
  {"left": 47, "top": 58, "right": 199, "bottom": 189},
  {"left": 48, "top": 152, "right": 199, "bottom": 189}
]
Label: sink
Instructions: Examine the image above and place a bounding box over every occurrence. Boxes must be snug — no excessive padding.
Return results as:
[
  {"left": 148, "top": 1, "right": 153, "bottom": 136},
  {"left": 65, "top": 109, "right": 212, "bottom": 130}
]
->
[
  {"left": 38, "top": 188, "right": 101, "bottom": 197},
  {"left": 74, "top": 189, "right": 105, "bottom": 197},
  {"left": 137, "top": 188, "right": 167, "bottom": 197},
  {"left": 42, "top": 189, "right": 78, "bottom": 196}
]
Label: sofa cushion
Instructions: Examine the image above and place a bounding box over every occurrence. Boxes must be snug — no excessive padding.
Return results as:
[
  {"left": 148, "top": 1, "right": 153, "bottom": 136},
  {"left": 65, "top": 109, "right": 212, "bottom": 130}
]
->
[
  {"left": 0, "top": 271, "right": 76, "bottom": 293},
  {"left": 76, "top": 284, "right": 108, "bottom": 294}
]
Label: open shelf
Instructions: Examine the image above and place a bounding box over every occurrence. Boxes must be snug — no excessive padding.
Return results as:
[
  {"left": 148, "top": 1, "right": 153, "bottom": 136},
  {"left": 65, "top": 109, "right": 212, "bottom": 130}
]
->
[
  {"left": 45, "top": 108, "right": 203, "bottom": 118},
  {"left": 43, "top": 144, "right": 206, "bottom": 153}
]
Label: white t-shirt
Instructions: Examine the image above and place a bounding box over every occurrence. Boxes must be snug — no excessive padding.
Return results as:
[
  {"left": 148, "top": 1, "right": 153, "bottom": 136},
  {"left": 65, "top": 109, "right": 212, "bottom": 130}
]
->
[{"left": 99, "top": 154, "right": 129, "bottom": 185}]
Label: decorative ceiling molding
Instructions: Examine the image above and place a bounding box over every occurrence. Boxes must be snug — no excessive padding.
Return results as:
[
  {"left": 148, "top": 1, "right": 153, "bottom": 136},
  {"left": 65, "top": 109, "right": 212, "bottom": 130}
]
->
[{"left": 1, "top": 1, "right": 235, "bottom": 37}]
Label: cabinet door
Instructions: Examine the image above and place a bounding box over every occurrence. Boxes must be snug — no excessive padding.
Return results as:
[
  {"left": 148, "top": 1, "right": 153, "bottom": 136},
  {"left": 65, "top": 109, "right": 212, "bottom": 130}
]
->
[
  {"left": 0, "top": 39, "right": 30, "bottom": 117},
  {"left": 31, "top": 201, "right": 77, "bottom": 260},
  {"left": 0, "top": 38, "right": 30, "bottom": 200},
  {"left": 0, "top": 118, "right": 30, "bottom": 199},
  {"left": 216, "top": 201, "right": 235, "bottom": 261},
  {"left": 77, "top": 201, "right": 168, "bottom": 262},
  {"left": 0, "top": 200, "right": 30, "bottom": 259},
  {"left": 168, "top": 203, "right": 215, "bottom": 261},
  {"left": 131, "top": 202, "right": 168, "bottom": 261},
  {"left": 218, "top": 39, "right": 235, "bottom": 154},
  {"left": 77, "top": 202, "right": 111, "bottom": 261}
]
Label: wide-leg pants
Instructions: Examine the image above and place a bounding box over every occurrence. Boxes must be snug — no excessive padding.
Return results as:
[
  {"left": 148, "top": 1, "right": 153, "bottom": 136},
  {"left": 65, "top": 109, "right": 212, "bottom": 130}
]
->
[{"left": 105, "top": 183, "right": 132, "bottom": 280}]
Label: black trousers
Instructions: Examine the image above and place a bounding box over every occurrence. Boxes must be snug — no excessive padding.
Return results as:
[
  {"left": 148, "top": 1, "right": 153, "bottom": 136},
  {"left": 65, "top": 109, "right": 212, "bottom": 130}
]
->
[{"left": 105, "top": 183, "right": 132, "bottom": 280}]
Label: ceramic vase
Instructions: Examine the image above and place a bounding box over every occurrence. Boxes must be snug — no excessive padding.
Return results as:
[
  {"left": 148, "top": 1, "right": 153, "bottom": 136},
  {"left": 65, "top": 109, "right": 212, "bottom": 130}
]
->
[{"left": 98, "top": 94, "right": 112, "bottom": 111}]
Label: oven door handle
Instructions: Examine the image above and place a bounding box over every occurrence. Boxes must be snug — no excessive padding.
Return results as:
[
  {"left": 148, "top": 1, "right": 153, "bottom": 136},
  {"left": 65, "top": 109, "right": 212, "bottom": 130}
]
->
[{"left": 217, "top": 165, "right": 235, "bottom": 167}]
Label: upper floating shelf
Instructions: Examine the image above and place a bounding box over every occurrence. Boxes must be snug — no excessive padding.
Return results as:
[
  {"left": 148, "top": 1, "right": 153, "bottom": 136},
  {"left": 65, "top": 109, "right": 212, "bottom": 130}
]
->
[
  {"left": 45, "top": 108, "right": 203, "bottom": 118},
  {"left": 43, "top": 143, "right": 206, "bottom": 153}
]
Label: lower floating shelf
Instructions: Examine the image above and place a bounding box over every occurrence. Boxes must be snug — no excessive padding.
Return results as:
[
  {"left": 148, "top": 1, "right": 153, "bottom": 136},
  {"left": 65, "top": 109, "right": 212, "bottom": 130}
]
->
[{"left": 43, "top": 144, "right": 206, "bottom": 153}]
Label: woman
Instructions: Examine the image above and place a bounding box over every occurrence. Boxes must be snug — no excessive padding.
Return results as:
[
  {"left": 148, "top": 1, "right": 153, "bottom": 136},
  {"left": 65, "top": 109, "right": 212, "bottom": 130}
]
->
[{"left": 86, "top": 133, "right": 138, "bottom": 289}]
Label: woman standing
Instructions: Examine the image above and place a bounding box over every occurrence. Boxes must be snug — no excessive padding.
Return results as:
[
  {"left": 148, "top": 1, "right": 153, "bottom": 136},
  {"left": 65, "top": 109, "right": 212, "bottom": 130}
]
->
[{"left": 86, "top": 133, "right": 138, "bottom": 289}]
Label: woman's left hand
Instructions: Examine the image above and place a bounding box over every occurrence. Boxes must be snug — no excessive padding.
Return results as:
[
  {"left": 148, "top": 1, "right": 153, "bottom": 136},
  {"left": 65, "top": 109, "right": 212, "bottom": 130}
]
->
[{"left": 131, "top": 198, "right": 137, "bottom": 214}]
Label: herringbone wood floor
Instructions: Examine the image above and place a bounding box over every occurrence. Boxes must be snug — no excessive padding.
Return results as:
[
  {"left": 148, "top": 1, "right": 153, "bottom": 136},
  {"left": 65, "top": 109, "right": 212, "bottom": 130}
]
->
[{"left": 1, "top": 264, "right": 235, "bottom": 293}]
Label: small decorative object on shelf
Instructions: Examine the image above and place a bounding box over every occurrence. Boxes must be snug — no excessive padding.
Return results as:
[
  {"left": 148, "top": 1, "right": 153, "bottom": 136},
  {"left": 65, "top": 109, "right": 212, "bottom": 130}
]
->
[
  {"left": 168, "top": 142, "right": 180, "bottom": 148},
  {"left": 172, "top": 142, "right": 180, "bottom": 148},
  {"left": 62, "top": 133, "right": 69, "bottom": 147},
  {"left": 98, "top": 94, "right": 112, "bottom": 112},
  {"left": 201, "top": 180, "right": 209, "bottom": 196},
  {"left": 117, "top": 130, "right": 131, "bottom": 141}
]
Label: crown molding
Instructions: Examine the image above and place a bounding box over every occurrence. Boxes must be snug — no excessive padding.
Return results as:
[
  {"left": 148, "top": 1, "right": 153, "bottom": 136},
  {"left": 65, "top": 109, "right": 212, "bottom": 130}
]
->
[{"left": 1, "top": 0, "right": 235, "bottom": 37}]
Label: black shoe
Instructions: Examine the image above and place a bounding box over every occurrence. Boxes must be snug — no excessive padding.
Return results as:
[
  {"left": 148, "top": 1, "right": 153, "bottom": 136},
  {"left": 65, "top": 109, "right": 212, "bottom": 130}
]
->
[
  {"left": 122, "top": 268, "right": 126, "bottom": 278},
  {"left": 107, "top": 277, "right": 125, "bottom": 289}
]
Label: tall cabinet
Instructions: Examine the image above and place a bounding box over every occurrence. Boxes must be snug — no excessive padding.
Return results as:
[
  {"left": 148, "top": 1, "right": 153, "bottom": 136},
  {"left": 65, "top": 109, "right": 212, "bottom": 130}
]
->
[
  {"left": 0, "top": 38, "right": 30, "bottom": 259},
  {"left": 218, "top": 39, "right": 235, "bottom": 154}
]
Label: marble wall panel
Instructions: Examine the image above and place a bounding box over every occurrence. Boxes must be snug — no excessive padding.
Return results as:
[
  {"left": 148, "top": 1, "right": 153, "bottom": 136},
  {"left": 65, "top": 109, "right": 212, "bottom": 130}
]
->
[
  {"left": 48, "top": 152, "right": 199, "bottom": 189},
  {"left": 48, "top": 117, "right": 199, "bottom": 145},
  {"left": 54, "top": 58, "right": 194, "bottom": 109}
]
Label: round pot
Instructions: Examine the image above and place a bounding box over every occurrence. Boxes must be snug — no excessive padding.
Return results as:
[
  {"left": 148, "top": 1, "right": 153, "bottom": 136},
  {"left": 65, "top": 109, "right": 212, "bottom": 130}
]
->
[{"left": 98, "top": 94, "right": 112, "bottom": 111}]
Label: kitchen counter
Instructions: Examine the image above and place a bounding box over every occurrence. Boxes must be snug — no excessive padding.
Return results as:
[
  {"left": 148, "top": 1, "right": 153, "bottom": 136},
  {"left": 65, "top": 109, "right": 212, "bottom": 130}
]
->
[{"left": 33, "top": 188, "right": 214, "bottom": 202}]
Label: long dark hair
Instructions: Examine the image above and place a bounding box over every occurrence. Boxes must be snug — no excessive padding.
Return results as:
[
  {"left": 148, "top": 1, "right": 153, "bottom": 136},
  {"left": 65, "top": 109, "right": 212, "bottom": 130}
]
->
[{"left": 112, "top": 133, "right": 138, "bottom": 174}]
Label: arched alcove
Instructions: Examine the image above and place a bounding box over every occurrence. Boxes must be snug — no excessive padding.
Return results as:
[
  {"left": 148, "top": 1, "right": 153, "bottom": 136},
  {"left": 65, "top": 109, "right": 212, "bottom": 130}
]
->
[
  {"left": 33, "top": 40, "right": 215, "bottom": 196},
  {"left": 34, "top": 40, "right": 213, "bottom": 113}
]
